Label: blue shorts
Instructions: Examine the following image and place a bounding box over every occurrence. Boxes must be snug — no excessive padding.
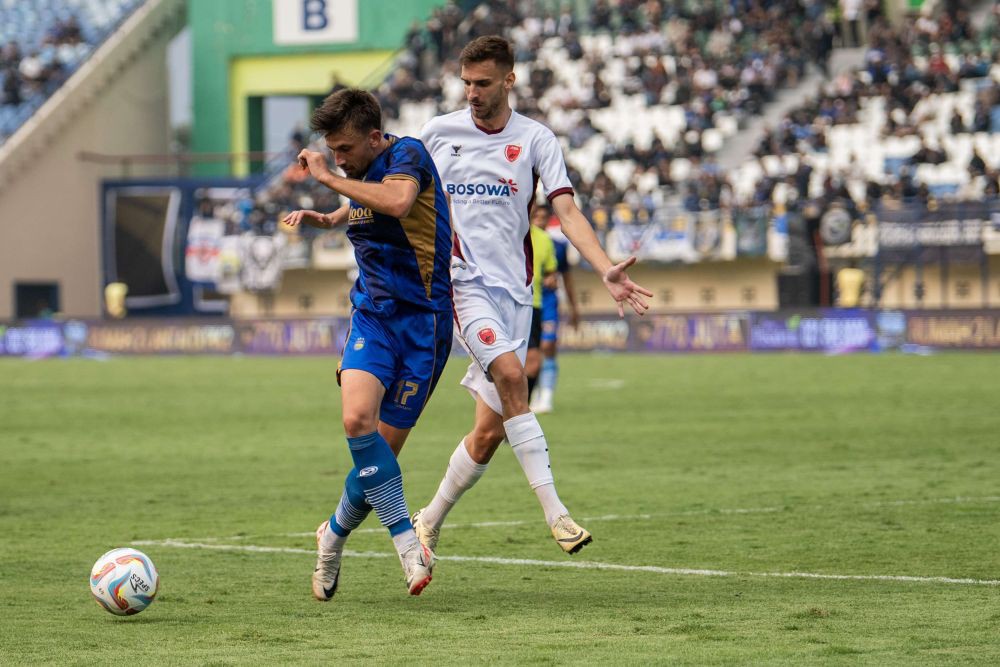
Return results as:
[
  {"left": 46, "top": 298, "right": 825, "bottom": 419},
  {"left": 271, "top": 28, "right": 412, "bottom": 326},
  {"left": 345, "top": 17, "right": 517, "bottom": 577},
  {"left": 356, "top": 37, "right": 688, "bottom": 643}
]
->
[
  {"left": 541, "top": 289, "right": 559, "bottom": 343},
  {"left": 339, "top": 306, "right": 453, "bottom": 429}
]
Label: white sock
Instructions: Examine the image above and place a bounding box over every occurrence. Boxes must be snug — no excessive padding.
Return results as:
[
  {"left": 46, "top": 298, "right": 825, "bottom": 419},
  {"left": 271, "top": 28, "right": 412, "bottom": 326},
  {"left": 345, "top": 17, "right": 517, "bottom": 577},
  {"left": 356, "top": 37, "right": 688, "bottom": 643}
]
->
[
  {"left": 421, "top": 439, "right": 489, "bottom": 530},
  {"left": 392, "top": 528, "right": 421, "bottom": 556},
  {"left": 504, "top": 412, "right": 568, "bottom": 526},
  {"left": 320, "top": 522, "right": 348, "bottom": 553}
]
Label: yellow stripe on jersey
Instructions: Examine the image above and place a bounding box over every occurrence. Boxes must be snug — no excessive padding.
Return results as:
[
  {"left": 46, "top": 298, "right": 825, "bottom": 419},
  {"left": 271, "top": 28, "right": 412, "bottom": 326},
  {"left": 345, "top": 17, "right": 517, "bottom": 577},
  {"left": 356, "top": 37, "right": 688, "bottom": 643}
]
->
[
  {"left": 383, "top": 173, "right": 420, "bottom": 188},
  {"left": 398, "top": 183, "right": 440, "bottom": 300}
]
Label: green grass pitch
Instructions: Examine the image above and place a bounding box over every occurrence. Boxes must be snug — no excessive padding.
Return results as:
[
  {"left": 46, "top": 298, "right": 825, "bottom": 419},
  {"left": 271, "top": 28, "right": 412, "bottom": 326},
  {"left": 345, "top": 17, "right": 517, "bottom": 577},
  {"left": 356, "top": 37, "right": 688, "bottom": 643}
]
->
[{"left": 2, "top": 353, "right": 999, "bottom": 664}]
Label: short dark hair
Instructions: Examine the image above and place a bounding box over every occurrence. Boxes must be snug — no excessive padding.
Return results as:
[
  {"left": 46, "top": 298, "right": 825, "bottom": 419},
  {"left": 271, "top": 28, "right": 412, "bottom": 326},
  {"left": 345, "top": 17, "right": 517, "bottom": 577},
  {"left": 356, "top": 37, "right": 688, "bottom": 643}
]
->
[
  {"left": 459, "top": 35, "right": 514, "bottom": 71},
  {"left": 310, "top": 88, "right": 382, "bottom": 137}
]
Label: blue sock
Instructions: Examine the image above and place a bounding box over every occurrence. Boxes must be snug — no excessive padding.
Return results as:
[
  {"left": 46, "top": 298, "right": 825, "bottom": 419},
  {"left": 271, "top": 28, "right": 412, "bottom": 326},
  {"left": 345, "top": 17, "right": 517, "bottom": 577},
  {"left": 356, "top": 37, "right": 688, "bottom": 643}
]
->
[
  {"left": 330, "top": 468, "right": 372, "bottom": 537},
  {"left": 540, "top": 357, "right": 558, "bottom": 391},
  {"left": 346, "top": 432, "right": 412, "bottom": 536}
]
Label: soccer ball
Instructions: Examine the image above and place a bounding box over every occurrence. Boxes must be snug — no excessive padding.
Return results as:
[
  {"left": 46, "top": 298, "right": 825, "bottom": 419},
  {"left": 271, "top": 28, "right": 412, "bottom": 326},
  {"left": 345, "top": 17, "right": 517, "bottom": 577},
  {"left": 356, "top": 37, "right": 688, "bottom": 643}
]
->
[{"left": 89, "top": 548, "right": 159, "bottom": 616}]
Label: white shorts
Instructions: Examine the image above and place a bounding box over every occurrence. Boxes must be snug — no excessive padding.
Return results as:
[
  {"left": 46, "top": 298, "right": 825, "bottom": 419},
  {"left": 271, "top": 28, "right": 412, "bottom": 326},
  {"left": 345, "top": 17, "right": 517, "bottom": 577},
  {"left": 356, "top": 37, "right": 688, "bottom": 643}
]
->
[{"left": 453, "top": 277, "right": 533, "bottom": 416}]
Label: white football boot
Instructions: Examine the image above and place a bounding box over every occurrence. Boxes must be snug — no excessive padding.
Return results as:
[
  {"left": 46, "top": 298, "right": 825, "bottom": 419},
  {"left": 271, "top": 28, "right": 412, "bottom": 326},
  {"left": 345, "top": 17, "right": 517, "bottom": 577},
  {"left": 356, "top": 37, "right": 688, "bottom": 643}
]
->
[
  {"left": 411, "top": 508, "right": 440, "bottom": 552},
  {"left": 550, "top": 514, "right": 592, "bottom": 554},
  {"left": 311, "top": 520, "right": 342, "bottom": 601},
  {"left": 399, "top": 541, "right": 436, "bottom": 595}
]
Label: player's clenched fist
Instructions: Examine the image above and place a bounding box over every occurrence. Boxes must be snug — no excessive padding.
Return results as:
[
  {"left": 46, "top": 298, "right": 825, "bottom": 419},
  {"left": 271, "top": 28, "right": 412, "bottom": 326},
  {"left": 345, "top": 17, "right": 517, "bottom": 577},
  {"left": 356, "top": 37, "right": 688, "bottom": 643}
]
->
[{"left": 297, "top": 149, "right": 331, "bottom": 180}]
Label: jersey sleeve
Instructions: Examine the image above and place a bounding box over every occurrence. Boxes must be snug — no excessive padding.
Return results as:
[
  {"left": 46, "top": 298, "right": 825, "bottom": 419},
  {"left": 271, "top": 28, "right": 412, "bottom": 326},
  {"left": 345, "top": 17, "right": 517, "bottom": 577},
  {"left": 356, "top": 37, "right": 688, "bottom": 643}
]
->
[
  {"left": 418, "top": 118, "right": 439, "bottom": 157},
  {"left": 383, "top": 139, "right": 432, "bottom": 191},
  {"left": 534, "top": 128, "right": 574, "bottom": 201}
]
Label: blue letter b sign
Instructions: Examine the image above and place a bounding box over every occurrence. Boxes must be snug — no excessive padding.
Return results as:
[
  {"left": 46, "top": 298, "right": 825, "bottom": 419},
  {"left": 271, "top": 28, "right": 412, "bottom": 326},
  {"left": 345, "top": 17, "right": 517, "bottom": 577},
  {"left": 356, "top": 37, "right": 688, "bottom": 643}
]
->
[{"left": 303, "top": 0, "right": 328, "bottom": 30}]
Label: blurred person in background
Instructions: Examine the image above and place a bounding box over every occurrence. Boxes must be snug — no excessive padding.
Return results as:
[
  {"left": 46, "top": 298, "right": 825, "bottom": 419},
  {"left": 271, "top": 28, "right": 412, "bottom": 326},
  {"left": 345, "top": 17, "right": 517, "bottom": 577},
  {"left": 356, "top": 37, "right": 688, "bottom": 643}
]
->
[
  {"left": 531, "top": 204, "right": 580, "bottom": 415},
  {"left": 836, "top": 261, "right": 865, "bottom": 308},
  {"left": 523, "top": 202, "right": 558, "bottom": 403},
  {"left": 104, "top": 283, "right": 127, "bottom": 319}
]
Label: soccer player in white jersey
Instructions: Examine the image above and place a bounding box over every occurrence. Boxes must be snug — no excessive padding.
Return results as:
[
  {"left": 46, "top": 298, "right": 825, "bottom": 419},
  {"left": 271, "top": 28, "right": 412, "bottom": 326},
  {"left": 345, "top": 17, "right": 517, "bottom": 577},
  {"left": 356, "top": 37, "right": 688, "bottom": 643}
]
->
[{"left": 412, "top": 36, "right": 653, "bottom": 555}]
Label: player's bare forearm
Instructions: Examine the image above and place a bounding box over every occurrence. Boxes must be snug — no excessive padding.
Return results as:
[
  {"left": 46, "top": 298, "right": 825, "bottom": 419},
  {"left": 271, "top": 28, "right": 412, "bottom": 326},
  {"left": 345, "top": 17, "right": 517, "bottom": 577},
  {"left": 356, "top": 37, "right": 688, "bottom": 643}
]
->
[
  {"left": 324, "top": 203, "right": 350, "bottom": 228},
  {"left": 551, "top": 194, "right": 613, "bottom": 274},
  {"left": 283, "top": 204, "right": 349, "bottom": 230},
  {"left": 319, "top": 171, "right": 417, "bottom": 219},
  {"left": 551, "top": 192, "right": 653, "bottom": 316},
  {"left": 303, "top": 216, "right": 332, "bottom": 229}
]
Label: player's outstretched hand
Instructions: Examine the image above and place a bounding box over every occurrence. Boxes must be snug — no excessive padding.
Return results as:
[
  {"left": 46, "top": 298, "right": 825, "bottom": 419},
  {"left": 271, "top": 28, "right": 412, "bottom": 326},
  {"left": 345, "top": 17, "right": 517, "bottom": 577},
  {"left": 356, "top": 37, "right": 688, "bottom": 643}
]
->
[
  {"left": 297, "top": 149, "right": 331, "bottom": 181},
  {"left": 282, "top": 209, "right": 328, "bottom": 228},
  {"left": 602, "top": 256, "right": 653, "bottom": 318}
]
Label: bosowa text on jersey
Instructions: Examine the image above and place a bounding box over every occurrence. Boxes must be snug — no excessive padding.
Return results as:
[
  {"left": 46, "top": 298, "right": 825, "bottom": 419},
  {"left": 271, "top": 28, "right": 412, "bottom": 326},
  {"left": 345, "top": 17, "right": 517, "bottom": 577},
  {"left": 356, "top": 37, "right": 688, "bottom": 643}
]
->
[{"left": 445, "top": 178, "right": 518, "bottom": 197}]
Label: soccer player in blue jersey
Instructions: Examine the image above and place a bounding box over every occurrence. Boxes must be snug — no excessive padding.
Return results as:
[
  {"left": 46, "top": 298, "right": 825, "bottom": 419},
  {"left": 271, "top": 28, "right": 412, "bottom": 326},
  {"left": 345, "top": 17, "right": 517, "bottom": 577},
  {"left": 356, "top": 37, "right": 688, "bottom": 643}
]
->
[
  {"left": 530, "top": 204, "right": 580, "bottom": 414},
  {"left": 282, "top": 89, "right": 453, "bottom": 598}
]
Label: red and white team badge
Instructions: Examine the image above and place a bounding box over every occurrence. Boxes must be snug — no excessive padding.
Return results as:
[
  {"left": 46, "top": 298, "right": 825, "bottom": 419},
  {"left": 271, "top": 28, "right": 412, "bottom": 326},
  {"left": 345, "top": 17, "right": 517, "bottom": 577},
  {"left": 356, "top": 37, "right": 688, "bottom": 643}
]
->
[
  {"left": 477, "top": 327, "right": 497, "bottom": 345},
  {"left": 504, "top": 144, "right": 522, "bottom": 162}
]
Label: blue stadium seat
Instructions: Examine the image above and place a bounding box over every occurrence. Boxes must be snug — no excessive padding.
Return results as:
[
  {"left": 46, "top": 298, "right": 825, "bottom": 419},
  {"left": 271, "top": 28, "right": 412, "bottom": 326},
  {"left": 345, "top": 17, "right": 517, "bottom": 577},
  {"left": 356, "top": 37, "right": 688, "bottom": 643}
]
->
[{"left": 0, "top": 0, "right": 146, "bottom": 144}]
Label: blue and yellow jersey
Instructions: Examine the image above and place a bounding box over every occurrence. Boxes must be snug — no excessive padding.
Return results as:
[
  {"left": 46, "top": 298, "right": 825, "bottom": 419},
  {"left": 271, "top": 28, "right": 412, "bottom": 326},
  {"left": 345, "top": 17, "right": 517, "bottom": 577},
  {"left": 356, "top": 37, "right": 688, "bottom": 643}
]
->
[
  {"left": 347, "top": 134, "right": 452, "bottom": 315},
  {"left": 540, "top": 229, "right": 569, "bottom": 317},
  {"left": 530, "top": 225, "right": 557, "bottom": 309}
]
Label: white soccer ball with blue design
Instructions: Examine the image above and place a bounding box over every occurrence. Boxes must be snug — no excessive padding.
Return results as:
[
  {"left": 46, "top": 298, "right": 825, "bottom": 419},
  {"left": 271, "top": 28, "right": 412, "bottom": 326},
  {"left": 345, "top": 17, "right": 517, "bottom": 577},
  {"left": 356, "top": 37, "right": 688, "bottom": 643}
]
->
[{"left": 89, "top": 548, "right": 159, "bottom": 616}]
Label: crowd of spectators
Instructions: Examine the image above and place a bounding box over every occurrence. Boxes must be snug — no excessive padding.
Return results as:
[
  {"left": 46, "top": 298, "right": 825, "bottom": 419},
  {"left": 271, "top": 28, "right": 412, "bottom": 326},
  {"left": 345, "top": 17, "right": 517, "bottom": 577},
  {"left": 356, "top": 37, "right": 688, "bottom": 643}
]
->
[
  {"left": 269, "top": 0, "right": 855, "bottom": 240},
  {"left": 258, "top": 0, "right": 999, "bottom": 257},
  {"left": 0, "top": 16, "right": 88, "bottom": 108},
  {"left": 0, "top": 0, "right": 145, "bottom": 142},
  {"left": 742, "top": 0, "right": 1000, "bottom": 215}
]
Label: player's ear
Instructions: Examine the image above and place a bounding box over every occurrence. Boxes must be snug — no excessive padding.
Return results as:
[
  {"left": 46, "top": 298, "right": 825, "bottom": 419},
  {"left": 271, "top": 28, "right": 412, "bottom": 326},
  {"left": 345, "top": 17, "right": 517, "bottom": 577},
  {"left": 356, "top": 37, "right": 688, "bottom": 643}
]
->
[
  {"left": 369, "top": 128, "right": 382, "bottom": 147},
  {"left": 504, "top": 69, "right": 515, "bottom": 91}
]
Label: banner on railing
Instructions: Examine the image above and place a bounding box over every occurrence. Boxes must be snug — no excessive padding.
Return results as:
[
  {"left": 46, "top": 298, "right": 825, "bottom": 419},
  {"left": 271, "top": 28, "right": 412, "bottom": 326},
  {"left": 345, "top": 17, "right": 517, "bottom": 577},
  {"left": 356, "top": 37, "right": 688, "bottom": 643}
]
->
[
  {"left": 0, "top": 322, "right": 64, "bottom": 357},
  {"left": 606, "top": 212, "right": 697, "bottom": 263},
  {"left": 905, "top": 311, "right": 1000, "bottom": 348},
  {"left": 5, "top": 310, "right": 1000, "bottom": 357},
  {"left": 633, "top": 314, "right": 749, "bottom": 352},
  {"left": 734, "top": 206, "right": 769, "bottom": 257},
  {"left": 748, "top": 310, "right": 877, "bottom": 353}
]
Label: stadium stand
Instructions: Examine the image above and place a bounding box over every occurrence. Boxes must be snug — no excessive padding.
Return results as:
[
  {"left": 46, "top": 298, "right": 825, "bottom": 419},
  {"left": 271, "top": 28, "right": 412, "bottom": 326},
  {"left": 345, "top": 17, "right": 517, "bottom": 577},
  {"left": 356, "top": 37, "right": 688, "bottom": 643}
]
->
[
  {"left": 19, "top": 0, "right": 983, "bottom": 305},
  {"left": 257, "top": 0, "right": 849, "bottom": 267},
  {"left": 0, "top": 0, "right": 145, "bottom": 144},
  {"left": 379, "top": 0, "right": 837, "bottom": 219},
  {"left": 730, "top": 1, "right": 1000, "bottom": 210}
]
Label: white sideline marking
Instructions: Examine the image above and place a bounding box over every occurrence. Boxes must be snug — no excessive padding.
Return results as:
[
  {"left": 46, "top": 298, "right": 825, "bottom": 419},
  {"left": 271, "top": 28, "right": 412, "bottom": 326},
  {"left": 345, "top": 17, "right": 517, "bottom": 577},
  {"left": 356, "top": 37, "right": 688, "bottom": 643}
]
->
[
  {"left": 587, "top": 379, "right": 626, "bottom": 389},
  {"left": 258, "top": 494, "right": 1000, "bottom": 540},
  {"left": 131, "top": 538, "right": 1000, "bottom": 587}
]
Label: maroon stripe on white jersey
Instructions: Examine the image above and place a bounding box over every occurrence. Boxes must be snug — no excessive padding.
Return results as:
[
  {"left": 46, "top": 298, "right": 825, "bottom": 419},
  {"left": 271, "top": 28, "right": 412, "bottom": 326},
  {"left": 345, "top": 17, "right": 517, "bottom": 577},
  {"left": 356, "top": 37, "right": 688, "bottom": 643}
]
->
[
  {"left": 547, "top": 187, "right": 574, "bottom": 201},
  {"left": 524, "top": 169, "right": 541, "bottom": 286}
]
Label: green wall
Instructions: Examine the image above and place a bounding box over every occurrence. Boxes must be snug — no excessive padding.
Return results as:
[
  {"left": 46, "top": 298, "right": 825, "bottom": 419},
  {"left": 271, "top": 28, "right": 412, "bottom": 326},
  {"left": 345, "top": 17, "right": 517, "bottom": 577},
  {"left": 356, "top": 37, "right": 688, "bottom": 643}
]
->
[{"left": 188, "top": 0, "right": 442, "bottom": 175}]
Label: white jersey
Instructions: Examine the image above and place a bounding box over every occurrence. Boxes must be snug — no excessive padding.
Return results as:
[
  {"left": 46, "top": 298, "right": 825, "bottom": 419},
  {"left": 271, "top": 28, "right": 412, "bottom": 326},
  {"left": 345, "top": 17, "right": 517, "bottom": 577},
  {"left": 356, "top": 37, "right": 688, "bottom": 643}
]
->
[{"left": 421, "top": 108, "right": 573, "bottom": 306}]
